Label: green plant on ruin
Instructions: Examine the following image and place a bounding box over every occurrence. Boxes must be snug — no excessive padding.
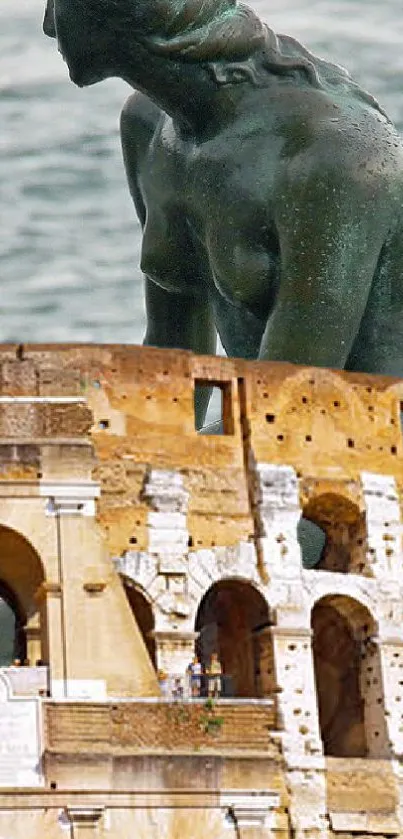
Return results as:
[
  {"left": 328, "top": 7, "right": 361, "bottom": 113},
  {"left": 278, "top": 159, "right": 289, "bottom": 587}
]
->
[{"left": 199, "top": 699, "right": 224, "bottom": 736}]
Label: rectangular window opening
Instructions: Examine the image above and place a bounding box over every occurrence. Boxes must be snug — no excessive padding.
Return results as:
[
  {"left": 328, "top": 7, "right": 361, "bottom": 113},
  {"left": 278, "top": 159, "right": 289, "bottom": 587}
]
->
[{"left": 194, "top": 379, "right": 234, "bottom": 435}]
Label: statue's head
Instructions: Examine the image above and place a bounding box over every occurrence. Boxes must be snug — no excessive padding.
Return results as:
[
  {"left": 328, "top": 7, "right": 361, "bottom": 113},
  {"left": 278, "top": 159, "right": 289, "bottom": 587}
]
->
[
  {"left": 43, "top": 0, "right": 135, "bottom": 86},
  {"left": 43, "top": 0, "right": 267, "bottom": 87}
]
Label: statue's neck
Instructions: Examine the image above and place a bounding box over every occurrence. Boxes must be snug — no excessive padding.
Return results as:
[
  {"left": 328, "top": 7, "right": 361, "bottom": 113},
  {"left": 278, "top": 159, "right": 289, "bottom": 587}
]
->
[{"left": 118, "top": 41, "right": 237, "bottom": 133}]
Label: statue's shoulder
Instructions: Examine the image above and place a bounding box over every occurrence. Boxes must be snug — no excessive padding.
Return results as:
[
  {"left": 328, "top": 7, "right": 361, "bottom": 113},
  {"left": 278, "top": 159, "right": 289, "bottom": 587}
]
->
[{"left": 120, "top": 92, "right": 162, "bottom": 146}]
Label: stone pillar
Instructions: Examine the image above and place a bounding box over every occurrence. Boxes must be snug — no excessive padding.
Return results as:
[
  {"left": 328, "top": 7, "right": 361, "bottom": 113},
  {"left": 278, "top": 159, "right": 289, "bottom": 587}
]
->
[
  {"left": 253, "top": 464, "right": 302, "bottom": 578},
  {"left": 271, "top": 626, "right": 322, "bottom": 759},
  {"left": 142, "top": 469, "right": 189, "bottom": 564},
  {"left": 152, "top": 630, "right": 198, "bottom": 676},
  {"left": 361, "top": 472, "right": 402, "bottom": 578},
  {"left": 377, "top": 637, "right": 403, "bottom": 757},
  {"left": 35, "top": 582, "right": 65, "bottom": 692},
  {"left": 221, "top": 791, "right": 281, "bottom": 839},
  {"left": 25, "top": 613, "right": 42, "bottom": 665},
  {"left": 64, "top": 807, "right": 104, "bottom": 838},
  {"left": 254, "top": 626, "right": 276, "bottom": 698}
]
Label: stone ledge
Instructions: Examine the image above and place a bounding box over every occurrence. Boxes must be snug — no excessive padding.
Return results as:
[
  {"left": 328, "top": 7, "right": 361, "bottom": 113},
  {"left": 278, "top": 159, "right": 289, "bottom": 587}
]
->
[{"left": 44, "top": 700, "right": 280, "bottom": 755}]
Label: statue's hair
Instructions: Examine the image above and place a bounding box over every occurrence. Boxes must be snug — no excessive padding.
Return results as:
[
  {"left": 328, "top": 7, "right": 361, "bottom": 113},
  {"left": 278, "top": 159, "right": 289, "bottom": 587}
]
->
[{"left": 87, "top": 0, "right": 388, "bottom": 118}]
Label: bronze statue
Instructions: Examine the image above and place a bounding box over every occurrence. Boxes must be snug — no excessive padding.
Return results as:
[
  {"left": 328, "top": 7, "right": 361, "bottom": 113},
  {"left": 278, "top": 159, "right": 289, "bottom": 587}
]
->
[
  {"left": 43, "top": 0, "right": 403, "bottom": 430},
  {"left": 44, "top": 0, "right": 403, "bottom": 566}
]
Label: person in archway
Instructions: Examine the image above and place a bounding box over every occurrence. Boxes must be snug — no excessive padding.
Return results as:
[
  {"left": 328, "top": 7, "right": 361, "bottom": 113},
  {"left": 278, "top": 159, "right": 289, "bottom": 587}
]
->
[
  {"left": 207, "top": 652, "right": 222, "bottom": 698},
  {"left": 187, "top": 655, "right": 202, "bottom": 698}
]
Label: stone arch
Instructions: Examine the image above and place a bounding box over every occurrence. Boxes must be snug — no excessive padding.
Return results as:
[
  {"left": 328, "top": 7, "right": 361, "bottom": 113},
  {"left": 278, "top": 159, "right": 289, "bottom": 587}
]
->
[
  {"left": 275, "top": 367, "right": 367, "bottom": 422},
  {"left": 0, "top": 526, "right": 45, "bottom": 665},
  {"left": 300, "top": 491, "right": 367, "bottom": 572},
  {"left": 195, "top": 577, "right": 271, "bottom": 697},
  {"left": 311, "top": 594, "right": 389, "bottom": 757},
  {"left": 122, "top": 577, "right": 156, "bottom": 668}
]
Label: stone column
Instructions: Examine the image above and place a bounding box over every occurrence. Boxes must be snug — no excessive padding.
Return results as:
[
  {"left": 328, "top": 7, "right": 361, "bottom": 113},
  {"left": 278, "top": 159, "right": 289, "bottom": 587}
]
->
[
  {"left": 35, "top": 581, "right": 65, "bottom": 692},
  {"left": 271, "top": 626, "right": 322, "bottom": 759},
  {"left": 221, "top": 790, "right": 281, "bottom": 839},
  {"left": 253, "top": 464, "right": 302, "bottom": 579},
  {"left": 25, "top": 613, "right": 42, "bottom": 665},
  {"left": 254, "top": 626, "right": 276, "bottom": 698},
  {"left": 64, "top": 807, "right": 104, "bottom": 839},
  {"left": 377, "top": 637, "right": 403, "bottom": 757},
  {"left": 152, "top": 630, "right": 198, "bottom": 677},
  {"left": 361, "top": 472, "right": 402, "bottom": 578},
  {"left": 271, "top": 625, "right": 329, "bottom": 839}
]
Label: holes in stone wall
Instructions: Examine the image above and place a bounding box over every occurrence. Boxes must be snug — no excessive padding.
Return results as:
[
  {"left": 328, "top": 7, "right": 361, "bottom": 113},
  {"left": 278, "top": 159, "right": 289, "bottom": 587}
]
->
[
  {"left": 347, "top": 438, "right": 355, "bottom": 448},
  {"left": 266, "top": 414, "right": 275, "bottom": 424},
  {"left": 98, "top": 419, "right": 110, "bottom": 430}
]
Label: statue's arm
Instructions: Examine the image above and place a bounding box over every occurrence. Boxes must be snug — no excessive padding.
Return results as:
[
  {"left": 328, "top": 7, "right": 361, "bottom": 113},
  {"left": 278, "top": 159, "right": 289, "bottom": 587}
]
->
[{"left": 258, "top": 175, "right": 383, "bottom": 367}]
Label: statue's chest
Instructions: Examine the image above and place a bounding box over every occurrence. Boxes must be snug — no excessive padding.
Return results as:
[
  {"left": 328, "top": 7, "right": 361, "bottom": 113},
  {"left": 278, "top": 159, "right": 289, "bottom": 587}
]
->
[{"left": 141, "top": 124, "right": 278, "bottom": 308}]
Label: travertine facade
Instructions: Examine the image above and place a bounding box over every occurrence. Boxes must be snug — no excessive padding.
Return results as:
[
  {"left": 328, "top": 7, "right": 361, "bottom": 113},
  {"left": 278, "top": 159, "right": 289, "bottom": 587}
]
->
[{"left": 0, "top": 344, "right": 402, "bottom": 838}]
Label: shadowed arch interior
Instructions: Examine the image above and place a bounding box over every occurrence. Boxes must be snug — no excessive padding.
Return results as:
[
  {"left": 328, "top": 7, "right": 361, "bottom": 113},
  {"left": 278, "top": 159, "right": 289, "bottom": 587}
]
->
[
  {"left": 195, "top": 579, "right": 270, "bottom": 697},
  {"left": 300, "top": 493, "right": 366, "bottom": 573},
  {"left": 0, "top": 526, "right": 45, "bottom": 665},
  {"left": 123, "top": 580, "right": 156, "bottom": 668},
  {"left": 0, "top": 581, "right": 26, "bottom": 665},
  {"left": 312, "top": 594, "right": 388, "bottom": 757}
]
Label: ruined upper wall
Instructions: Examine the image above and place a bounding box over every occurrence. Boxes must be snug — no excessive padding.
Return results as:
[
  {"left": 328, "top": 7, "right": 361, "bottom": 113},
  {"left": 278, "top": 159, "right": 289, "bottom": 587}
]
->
[{"left": 0, "top": 343, "right": 401, "bottom": 555}]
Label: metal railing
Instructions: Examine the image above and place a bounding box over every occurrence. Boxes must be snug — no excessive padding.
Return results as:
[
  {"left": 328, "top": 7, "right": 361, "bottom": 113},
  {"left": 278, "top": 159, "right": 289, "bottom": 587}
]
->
[{"left": 158, "top": 673, "right": 234, "bottom": 700}]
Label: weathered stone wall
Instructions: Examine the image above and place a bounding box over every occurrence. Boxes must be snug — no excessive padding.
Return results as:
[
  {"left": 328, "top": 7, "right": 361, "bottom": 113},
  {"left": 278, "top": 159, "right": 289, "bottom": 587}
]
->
[{"left": 0, "top": 346, "right": 401, "bottom": 837}]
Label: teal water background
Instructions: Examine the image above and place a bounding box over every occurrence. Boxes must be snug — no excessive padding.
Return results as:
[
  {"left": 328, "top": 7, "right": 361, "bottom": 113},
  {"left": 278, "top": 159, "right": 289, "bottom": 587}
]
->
[{"left": 1, "top": 0, "right": 403, "bottom": 344}]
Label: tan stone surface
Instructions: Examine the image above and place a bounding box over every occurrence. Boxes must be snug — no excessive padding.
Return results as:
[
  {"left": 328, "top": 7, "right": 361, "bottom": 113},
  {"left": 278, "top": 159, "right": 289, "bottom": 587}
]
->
[
  {"left": 44, "top": 700, "right": 278, "bottom": 754},
  {"left": 326, "top": 758, "right": 399, "bottom": 812}
]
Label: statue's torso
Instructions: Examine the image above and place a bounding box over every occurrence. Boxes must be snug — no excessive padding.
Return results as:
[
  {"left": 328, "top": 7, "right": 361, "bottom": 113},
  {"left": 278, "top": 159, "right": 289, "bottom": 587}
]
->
[{"left": 129, "top": 84, "right": 403, "bottom": 355}]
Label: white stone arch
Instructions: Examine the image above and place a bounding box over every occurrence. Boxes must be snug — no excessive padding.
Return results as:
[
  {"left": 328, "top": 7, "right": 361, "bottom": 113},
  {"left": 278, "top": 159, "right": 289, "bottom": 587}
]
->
[
  {"left": 304, "top": 572, "right": 378, "bottom": 626},
  {"left": 187, "top": 541, "right": 261, "bottom": 617}
]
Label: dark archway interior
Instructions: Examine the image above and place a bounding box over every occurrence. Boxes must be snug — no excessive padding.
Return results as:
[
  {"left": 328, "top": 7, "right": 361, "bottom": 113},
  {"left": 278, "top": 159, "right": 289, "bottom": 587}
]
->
[
  {"left": 195, "top": 579, "right": 270, "bottom": 697},
  {"left": 312, "top": 596, "right": 371, "bottom": 757},
  {"left": 0, "top": 581, "right": 26, "bottom": 665},
  {"left": 300, "top": 494, "right": 366, "bottom": 573},
  {"left": 124, "top": 583, "right": 156, "bottom": 668}
]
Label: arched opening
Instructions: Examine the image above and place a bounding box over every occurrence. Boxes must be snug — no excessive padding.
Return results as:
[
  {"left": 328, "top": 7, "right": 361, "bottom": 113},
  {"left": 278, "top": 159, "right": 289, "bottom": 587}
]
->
[
  {"left": 195, "top": 579, "right": 271, "bottom": 697},
  {"left": 0, "top": 526, "right": 45, "bottom": 665},
  {"left": 123, "top": 580, "right": 156, "bottom": 668},
  {"left": 300, "top": 494, "right": 367, "bottom": 573},
  {"left": 0, "top": 582, "right": 26, "bottom": 665},
  {"left": 312, "top": 595, "right": 388, "bottom": 757}
]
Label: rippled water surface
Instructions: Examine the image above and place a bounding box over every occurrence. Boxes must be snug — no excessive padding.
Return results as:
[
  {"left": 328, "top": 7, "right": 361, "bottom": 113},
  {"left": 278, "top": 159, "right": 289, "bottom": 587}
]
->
[{"left": 1, "top": 0, "right": 403, "bottom": 343}]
